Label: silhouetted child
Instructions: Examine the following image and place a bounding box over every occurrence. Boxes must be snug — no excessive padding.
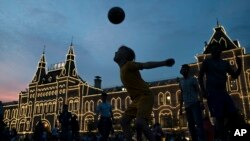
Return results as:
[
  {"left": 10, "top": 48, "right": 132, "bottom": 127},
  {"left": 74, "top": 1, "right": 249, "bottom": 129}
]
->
[{"left": 114, "top": 45, "right": 175, "bottom": 141}]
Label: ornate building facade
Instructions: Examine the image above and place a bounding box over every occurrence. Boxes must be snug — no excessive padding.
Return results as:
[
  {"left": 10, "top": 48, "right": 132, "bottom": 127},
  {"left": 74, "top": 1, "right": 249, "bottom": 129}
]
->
[{"left": 3, "top": 24, "right": 250, "bottom": 134}]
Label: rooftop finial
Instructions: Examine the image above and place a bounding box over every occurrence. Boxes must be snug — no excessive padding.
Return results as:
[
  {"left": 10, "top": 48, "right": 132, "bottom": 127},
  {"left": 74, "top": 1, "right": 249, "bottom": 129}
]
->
[
  {"left": 43, "top": 45, "right": 46, "bottom": 54},
  {"left": 216, "top": 18, "right": 220, "bottom": 27},
  {"left": 71, "top": 36, "right": 74, "bottom": 46}
]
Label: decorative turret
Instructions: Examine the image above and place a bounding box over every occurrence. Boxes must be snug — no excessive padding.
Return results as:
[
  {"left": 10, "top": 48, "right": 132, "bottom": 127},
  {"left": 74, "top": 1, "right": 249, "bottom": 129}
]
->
[
  {"left": 203, "top": 21, "right": 240, "bottom": 54},
  {"left": 32, "top": 48, "right": 47, "bottom": 83},
  {"left": 60, "top": 43, "right": 78, "bottom": 78}
]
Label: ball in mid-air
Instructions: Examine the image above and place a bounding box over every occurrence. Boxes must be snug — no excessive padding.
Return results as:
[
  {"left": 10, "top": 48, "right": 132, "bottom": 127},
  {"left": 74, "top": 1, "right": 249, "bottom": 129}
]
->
[{"left": 108, "top": 7, "right": 125, "bottom": 24}]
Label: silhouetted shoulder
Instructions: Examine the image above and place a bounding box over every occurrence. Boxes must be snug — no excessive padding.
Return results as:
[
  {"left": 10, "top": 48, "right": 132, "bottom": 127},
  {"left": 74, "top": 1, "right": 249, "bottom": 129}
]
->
[{"left": 126, "top": 61, "right": 143, "bottom": 70}]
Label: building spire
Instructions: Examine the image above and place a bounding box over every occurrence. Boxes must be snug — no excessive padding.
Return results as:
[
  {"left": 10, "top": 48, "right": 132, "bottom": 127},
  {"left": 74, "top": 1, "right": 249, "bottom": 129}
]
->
[
  {"left": 70, "top": 36, "right": 74, "bottom": 46},
  {"left": 216, "top": 18, "right": 220, "bottom": 27},
  {"left": 43, "top": 45, "right": 46, "bottom": 54}
]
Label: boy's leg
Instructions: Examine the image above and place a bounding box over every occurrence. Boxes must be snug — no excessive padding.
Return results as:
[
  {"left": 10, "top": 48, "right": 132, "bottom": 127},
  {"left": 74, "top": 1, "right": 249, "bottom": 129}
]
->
[
  {"left": 137, "top": 94, "right": 155, "bottom": 141},
  {"left": 135, "top": 117, "right": 155, "bottom": 141},
  {"left": 192, "top": 103, "right": 205, "bottom": 141},
  {"left": 186, "top": 107, "right": 198, "bottom": 141},
  {"left": 120, "top": 114, "right": 134, "bottom": 141}
]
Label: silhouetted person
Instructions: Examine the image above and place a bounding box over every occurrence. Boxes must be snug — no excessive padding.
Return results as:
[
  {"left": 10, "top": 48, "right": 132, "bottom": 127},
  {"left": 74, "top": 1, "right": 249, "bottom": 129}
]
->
[
  {"left": 71, "top": 115, "right": 80, "bottom": 141},
  {"left": 114, "top": 45, "right": 175, "bottom": 141},
  {"left": 96, "top": 92, "right": 114, "bottom": 141},
  {"left": 198, "top": 42, "right": 242, "bottom": 141},
  {"left": 58, "top": 104, "right": 72, "bottom": 141},
  {"left": 152, "top": 123, "right": 163, "bottom": 141},
  {"left": 0, "top": 101, "right": 3, "bottom": 120},
  {"left": 51, "top": 124, "right": 59, "bottom": 141},
  {"left": 179, "top": 64, "right": 205, "bottom": 141},
  {"left": 10, "top": 128, "right": 18, "bottom": 141},
  {"left": 34, "top": 120, "right": 44, "bottom": 141},
  {"left": 203, "top": 116, "right": 214, "bottom": 141}
]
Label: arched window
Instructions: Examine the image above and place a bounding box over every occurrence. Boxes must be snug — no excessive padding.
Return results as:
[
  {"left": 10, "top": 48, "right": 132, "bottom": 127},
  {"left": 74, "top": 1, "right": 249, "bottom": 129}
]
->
[
  {"left": 176, "top": 90, "right": 181, "bottom": 105},
  {"left": 165, "top": 92, "right": 171, "bottom": 105},
  {"left": 19, "top": 119, "right": 26, "bottom": 132},
  {"left": 36, "top": 103, "right": 40, "bottom": 114},
  {"left": 85, "top": 101, "right": 90, "bottom": 112},
  {"left": 58, "top": 98, "right": 63, "bottom": 112},
  {"left": 111, "top": 98, "right": 116, "bottom": 109},
  {"left": 125, "top": 96, "right": 132, "bottom": 109},
  {"left": 69, "top": 100, "right": 74, "bottom": 111},
  {"left": 90, "top": 100, "right": 94, "bottom": 112},
  {"left": 158, "top": 92, "right": 164, "bottom": 105},
  {"left": 116, "top": 97, "right": 121, "bottom": 109},
  {"left": 40, "top": 103, "right": 44, "bottom": 113},
  {"left": 44, "top": 103, "right": 48, "bottom": 113},
  {"left": 49, "top": 102, "right": 53, "bottom": 112},
  {"left": 74, "top": 99, "right": 79, "bottom": 111},
  {"left": 53, "top": 101, "right": 57, "bottom": 112},
  {"left": 28, "top": 102, "right": 32, "bottom": 116}
]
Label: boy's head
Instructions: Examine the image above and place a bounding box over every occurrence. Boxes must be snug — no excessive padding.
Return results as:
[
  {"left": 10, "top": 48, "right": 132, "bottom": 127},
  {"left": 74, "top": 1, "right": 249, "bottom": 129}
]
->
[
  {"left": 210, "top": 42, "right": 222, "bottom": 59},
  {"left": 114, "top": 45, "right": 135, "bottom": 63},
  {"left": 180, "top": 64, "right": 190, "bottom": 76},
  {"left": 101, "top": 92, "right": 108, "bottom": 102}
]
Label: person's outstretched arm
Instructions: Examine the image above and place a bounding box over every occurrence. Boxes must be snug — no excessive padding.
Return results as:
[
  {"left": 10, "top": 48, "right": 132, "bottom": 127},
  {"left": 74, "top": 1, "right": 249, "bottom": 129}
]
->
[{"left": 140, "top": 58, "right": 175, "bottom": 69}]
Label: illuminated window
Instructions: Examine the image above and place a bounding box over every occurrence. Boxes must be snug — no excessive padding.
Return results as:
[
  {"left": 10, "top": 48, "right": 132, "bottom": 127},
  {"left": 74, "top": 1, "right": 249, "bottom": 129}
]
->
[
  {"left": 4, "top": 110, "right": 8, "bottom": 119},
  {"left": 165, "top": 92, "right": 171, "bottom": 105},
  {"left": 158, "top": 93, "right": 164, "bottom": 105},
  {"left": 125, "top": 96, "right": 131, "bottom": 109},
  {"left": 49, "top": 102, "right": 53, "bottom": 112},
  {"left": 116, "top": 97, "right": 121, "bottom": 109},
  {"left": 58, "top": 98, "right": 63, "bottom": 112},
  {"left": 111, "top": 98, "right": 116, "bottom": 109},
  {"left": 53, "top": 102, "right": 56, "bottom": 112},
  {"left": 10, "top": 120, "right": 17, "bottom": 129},
  {"left": 26, "top": 121, "right": 30, "bottom": 131},
  {"left": 176, "top": 90, "right": 181, "bottom": 105},
  {"left": 12, "top": 110, "right": 15, "bottom": 118},
  {"left": 19, "top": 120, "right": 26, "bottom": 132},
  {"left": 69, "top": 100, "right": 74, "bottom": 111},
  {"left": 28, "top": 103, "right": 32, "bottom": 116},
  {"left": 74, "top": 99, "right": 79, "bottom": 111},
  {"left": 85, "top": 101, "right": 90, "bottom": 112},
  {"left": 36, "top": 104, "right": 40, "bottom": 114},
  {"left": 40, "top": 103, "right": 44, "bottom": 113}
]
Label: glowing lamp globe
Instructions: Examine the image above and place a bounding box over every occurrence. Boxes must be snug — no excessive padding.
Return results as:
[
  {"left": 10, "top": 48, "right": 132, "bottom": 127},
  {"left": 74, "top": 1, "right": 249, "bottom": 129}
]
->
[{"left": 108, "top": 7, "right": 125, "bottom": 24}]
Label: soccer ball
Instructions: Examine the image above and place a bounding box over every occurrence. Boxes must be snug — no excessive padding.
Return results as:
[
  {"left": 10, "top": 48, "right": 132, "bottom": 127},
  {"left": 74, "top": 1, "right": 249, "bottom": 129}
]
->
[{"left": 108, "top": 7, "right": 125, "bottom": 24}]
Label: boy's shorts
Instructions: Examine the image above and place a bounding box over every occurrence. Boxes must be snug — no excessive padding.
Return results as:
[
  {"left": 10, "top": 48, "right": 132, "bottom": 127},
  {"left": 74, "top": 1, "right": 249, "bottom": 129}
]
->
[{"left": 124, "top": 93, "right": 154, "bottom": 120}]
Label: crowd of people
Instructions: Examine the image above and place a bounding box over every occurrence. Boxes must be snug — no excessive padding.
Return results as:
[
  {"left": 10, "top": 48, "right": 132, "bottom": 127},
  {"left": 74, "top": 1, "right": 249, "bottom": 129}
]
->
[{"left": 1, "top": 43, "right": 250, "bottom": 141}]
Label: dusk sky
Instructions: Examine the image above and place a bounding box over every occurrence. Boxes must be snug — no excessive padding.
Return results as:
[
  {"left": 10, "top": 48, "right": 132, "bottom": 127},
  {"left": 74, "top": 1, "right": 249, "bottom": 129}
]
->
[{"left": 1, "top": 0, "right": 250, "bottom": 102}]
